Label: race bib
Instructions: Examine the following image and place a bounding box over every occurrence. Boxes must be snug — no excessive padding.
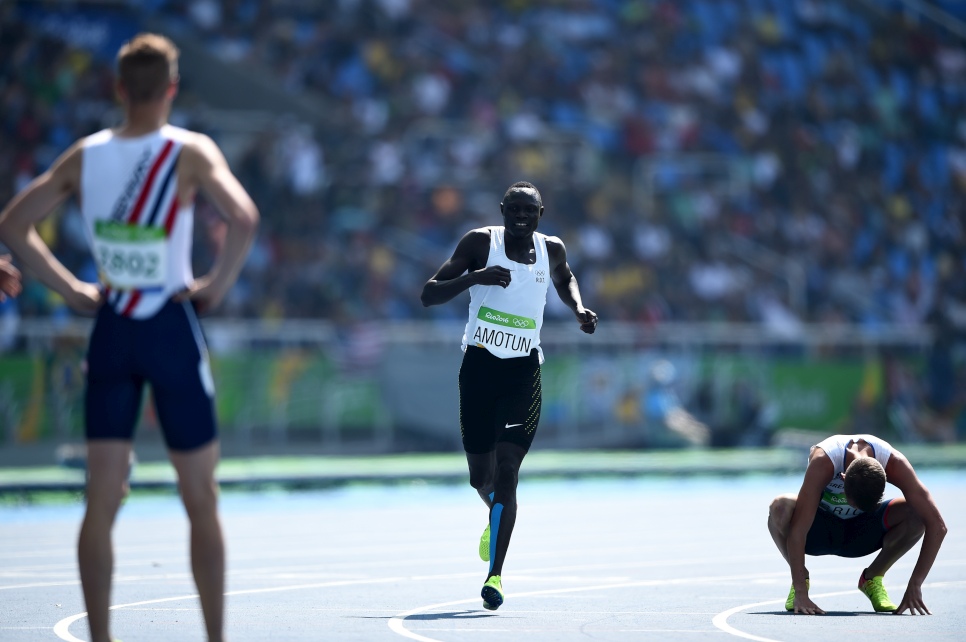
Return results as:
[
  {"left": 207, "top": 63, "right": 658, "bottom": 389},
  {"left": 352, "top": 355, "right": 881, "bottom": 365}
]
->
[
  {"left": 93, "top": 221, "right": 166, "bottom": 290},
  {"left": 472, "top": 306, "right": 538, "bottom": 356},
  {"left": 819, "top": 478, "right": 863, "bottom": 519}
]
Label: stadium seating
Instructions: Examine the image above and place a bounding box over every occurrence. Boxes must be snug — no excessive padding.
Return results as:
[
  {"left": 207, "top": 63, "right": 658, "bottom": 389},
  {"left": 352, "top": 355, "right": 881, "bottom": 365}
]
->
[{"left": 2, "top": 0, "right": 965, "bottom": 331}]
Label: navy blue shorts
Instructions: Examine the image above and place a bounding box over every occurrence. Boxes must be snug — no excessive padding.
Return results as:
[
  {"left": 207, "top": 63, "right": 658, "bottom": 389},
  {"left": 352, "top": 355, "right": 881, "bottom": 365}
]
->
[
  {"left": 85, "top": 300, "right": 217, "bottom": 451},
  {"left": 458, "top": 346, "right": 542, "bottom": 454},
  {"left": 804, "top": 500, "right": 895, "bottom": 558}
]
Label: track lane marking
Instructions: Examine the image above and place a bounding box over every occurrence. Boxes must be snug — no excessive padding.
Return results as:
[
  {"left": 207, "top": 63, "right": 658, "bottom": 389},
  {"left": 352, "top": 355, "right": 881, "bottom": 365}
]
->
[
  {"left": 53, "top": 577, "right": 404, "bottom": 642},
  {"left": 389, "top": 571, "right": 793, "bottom": 642},
  {"left": 712, "top": 580, "right": 966, "bottom": 642}
]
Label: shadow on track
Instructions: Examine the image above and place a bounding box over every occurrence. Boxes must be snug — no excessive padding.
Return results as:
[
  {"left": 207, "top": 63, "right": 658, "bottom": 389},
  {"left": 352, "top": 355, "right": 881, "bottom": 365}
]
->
[{"left": 750, "top": 610, "right": 893, "bottom": 617}]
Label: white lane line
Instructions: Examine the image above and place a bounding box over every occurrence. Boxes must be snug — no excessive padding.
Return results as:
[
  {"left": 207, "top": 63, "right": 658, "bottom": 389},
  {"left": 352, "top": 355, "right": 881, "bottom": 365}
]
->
[
  {"left": 388, "top": 571, "right": 794, "bottom": 642},
  {"left": 1, "top": 627, "right": 55, "bottom": 630},
  {"left": 402, "top": 628, "right": 722, "bottom": 633},
  {"left": 710, "top": 593, "right": 834, "bottom": 642},
  {"left": 0, "top": 581, "right": 80, "bottom": 590},
  {"left": 389, "top": 597, "right": 482, "bottom": 642},
  {"left": 391, "top": 573, "right": 966, "bottom": 642},
  {"left": 712, "top": 580, "right": 966, "bottom": 642},
  {"left": 53, "top": 577, "right": 404, "bottom": 642},
  {"left": 1, "top": 574, "right": 197, "bottom": 591}
]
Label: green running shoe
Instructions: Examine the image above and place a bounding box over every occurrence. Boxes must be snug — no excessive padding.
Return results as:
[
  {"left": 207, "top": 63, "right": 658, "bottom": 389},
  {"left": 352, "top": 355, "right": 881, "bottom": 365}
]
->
[
  {"left": 859, "top": 573, "right": 897, "bottom": 612},
  {"left": 481, "top": 575, "right": 503, "bottom": 611},
  {"left": 479, "top": 524, "right": 490, "bottom": 562},
  {"left": 785, "top": 579, "right": 809, "bottom": 611}
]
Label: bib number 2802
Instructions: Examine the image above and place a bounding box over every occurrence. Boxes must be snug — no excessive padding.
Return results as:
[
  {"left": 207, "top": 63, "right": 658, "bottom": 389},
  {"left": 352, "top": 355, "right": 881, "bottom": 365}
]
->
[{"left": 93, "top": 221, "right": 167, "bottom": 290}]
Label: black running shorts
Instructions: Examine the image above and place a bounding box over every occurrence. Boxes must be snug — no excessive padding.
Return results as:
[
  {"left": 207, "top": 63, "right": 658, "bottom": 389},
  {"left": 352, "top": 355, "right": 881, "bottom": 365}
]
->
[
  {"left": 458, "top": 346, "right": 542, "bottom": 454},
  {"left": 85, "top": 300, "right": 217, "bottom": 451},
  {"left": 804, "top": 499, "right": 894, "bottom": 558}
]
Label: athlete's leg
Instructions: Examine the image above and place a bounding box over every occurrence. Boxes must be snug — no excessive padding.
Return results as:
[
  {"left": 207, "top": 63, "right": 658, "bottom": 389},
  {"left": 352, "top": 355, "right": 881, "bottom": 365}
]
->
[
  {"left": 487, "top": 441, "right": 527, "bottom": 578},
  {"left": 82, "top": 307, "right": 140, "bottom": 642},
  {"left": 459, "top": 347, "right": 499, "bottom": 565},
  {"left": 866, "top": 498, "right": 924, "bottom": 578},
  {"left": 169, "top": 440, "right": 225, "bottom": 642},
  {"left": 459, "top": 347, "right": 497, "bottom": 508},
  {"left": 144, "top": 301, "right": 224, "bottom": 638},
  {"left": 767, "top": 494, "right": 798, "bottom": 565},
  {"left": 78, "top": 440, "right": 133, "bottom": 642},
  {"left": 466, "top": 450, "right": 496, "bottom": 508}
]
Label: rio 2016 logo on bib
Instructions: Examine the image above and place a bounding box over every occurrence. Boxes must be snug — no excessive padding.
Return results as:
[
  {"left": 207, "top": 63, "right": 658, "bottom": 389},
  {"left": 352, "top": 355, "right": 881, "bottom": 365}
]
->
[{"left": 478, "top": 306, "right": 536, "bottom": 329}]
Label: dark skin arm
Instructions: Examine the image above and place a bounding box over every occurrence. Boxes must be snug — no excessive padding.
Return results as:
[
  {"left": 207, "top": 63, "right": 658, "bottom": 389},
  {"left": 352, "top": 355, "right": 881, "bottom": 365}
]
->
[
  {"left": 420, "top": 229, "right": 598, "bottom": 334},
  {"left": 420, "top": 229, "right": 512, "bottom": 306},
  {"left": 786, "top": 449, "right": 834, "bottom": 614},
  {"left": 547, "top": 236, "right": 597, "bottom": 334}
]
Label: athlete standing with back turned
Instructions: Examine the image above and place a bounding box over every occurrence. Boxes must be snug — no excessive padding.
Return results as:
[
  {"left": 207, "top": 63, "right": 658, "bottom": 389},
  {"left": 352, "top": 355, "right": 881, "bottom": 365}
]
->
[
  {"left": 421, "top": 181, "right": 597, "bottom": 611},
  {"left": 0, "top": 33, "right": 258, "bottom": 642}
]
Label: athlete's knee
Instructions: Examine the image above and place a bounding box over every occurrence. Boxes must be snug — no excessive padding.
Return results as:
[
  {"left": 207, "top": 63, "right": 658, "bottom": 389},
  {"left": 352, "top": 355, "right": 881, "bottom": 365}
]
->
[
  {"left": 768, "top": 495, "right": 796, "bottom": 527},
  {"left": 86, "top": 483, "right": 128, "bottom": 518},
  {"left": 179, "top": 478, "right": 219, "bottom": 520},
  {"left": 888, "top": 501, "right": 925, "bottom": 539},
  {"left": 494, "top": 460, "right": 519, "bottom": 495},
  {"left": 468, "top": 467, "right": 493, "bottom": 492}
]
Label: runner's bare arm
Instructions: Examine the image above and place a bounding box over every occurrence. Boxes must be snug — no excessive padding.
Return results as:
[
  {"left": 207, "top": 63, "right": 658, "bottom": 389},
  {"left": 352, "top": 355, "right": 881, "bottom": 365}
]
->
[
  {"left": 179, "top": 133, "right": 259, "bottom": 312},
  {"left": 0, "top": 143, "right": 101, "bottom": 313},
  {"left": 547, "top": 237, "right": 597, "bottom": 334},
  {"left": 787, "top": 450, "right": 832, "bottom": 614},
  {"left": 421, "top": 229, "right": 508, "bottom": 306},
  {"left": 885, "top": 451, "right": 947, "bottom": 615}
]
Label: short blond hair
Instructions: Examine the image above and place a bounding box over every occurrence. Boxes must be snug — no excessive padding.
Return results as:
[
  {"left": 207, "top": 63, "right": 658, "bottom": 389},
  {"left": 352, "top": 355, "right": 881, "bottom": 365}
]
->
[{"left": 116, "top": 33, "right": 179, "bottom": 103}]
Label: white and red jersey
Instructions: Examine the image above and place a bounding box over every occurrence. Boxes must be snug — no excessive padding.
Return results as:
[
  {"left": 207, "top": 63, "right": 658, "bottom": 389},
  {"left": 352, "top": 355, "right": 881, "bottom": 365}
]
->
[{"left": 80, "top": 125, "right": 195, "bottom": 319}]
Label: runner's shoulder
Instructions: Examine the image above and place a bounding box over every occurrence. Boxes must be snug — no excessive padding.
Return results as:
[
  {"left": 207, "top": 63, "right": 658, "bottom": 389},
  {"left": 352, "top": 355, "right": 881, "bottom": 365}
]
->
[
  {"left": 543, "top": 234, "right": 568, "bottom": 264},
  {"left": 543, "top": 233, "right": 565, "bottom": 248},
  {"left": 46, "top": 138, "right": 86, "bottom": 188},
  {"left": 460, "top": 227, "right": 493, "bottom": 249},
  {"left": 449, "top": 228, "right": 491, "bottom": 266},
  {"left": 466, "top": 226, "right": 493, "bottom": 238},
  {"left": 808, "top": 445, "right": 832, "bottom": 463},
  {"left": 173, "top": 129, "right": 226, "bottom": 175},
  {"left": 176, "top": 128, "right": 218, "bottom": 156}
]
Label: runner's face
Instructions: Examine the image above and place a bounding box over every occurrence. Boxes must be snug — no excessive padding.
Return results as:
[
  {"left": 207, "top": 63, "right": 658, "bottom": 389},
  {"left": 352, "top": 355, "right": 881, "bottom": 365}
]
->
[{"left": 501, "top": 189, "right": 543, "bottom": 238}]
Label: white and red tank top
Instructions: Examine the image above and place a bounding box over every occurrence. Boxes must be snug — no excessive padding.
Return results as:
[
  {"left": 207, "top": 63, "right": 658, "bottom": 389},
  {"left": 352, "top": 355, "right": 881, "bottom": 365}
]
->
[
  {"left": 462, "top": 226, "right": 551, "bottom": 363},
  {"left": 80, "top": 125, "right": 194, "bottom": 319},
  {"left": 811, "top": 434, "right": 894, "bottom": 520}
]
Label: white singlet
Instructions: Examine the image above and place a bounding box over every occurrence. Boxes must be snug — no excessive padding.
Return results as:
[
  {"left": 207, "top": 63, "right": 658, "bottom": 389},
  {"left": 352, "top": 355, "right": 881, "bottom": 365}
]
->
[
  {"left": 80, "top": 125, "right": 195, "bottom": 319},
  {"left": 811, "top": 433, "right": 894, "bottom": 520},
  {"left": 462, "top": 226, "right": 550, "bottom": 363}
]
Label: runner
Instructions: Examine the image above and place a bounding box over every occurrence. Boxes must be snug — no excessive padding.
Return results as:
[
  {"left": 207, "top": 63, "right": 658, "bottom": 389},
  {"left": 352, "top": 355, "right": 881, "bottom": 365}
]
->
[{"left": 420, "top": 181, "right": 597, "bottom": 610}]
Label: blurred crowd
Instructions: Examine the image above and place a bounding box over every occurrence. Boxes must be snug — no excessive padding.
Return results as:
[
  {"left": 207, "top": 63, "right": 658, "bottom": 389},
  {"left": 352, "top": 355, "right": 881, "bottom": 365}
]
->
[
  {"left": 3, "top": 0, "right": 966, "bottom": 444},
  {"left": 3, "top": 0, "right": 966, "bottom": 333}
]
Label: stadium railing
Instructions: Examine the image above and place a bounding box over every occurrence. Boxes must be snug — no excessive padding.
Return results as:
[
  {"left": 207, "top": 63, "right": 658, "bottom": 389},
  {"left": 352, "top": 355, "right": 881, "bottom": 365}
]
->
[{"left": 0, "top": 320, "right": 936, "bottom": 455}]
